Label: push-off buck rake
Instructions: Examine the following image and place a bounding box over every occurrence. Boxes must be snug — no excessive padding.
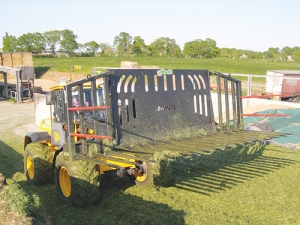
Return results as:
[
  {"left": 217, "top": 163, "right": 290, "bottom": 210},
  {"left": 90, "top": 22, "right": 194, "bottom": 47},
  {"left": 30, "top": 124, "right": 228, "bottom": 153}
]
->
[{"left": 24, "top": 69, "right": 287, "bottom": 206}]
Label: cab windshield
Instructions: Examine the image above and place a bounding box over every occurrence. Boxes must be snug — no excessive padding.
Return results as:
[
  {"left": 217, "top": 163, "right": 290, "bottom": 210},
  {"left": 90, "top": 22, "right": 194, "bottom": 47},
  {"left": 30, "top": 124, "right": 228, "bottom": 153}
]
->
[{"left": 71, "top": 88, "right": 105, "bottom": 121}]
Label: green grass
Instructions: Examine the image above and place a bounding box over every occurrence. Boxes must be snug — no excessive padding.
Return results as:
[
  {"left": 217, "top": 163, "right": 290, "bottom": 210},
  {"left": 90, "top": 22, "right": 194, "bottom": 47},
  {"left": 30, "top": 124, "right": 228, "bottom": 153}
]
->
[
  {"left": 1, "top": 128, "right": 300, "bottom": 225},
  {"left": 33, "top": 56, "right": 300, "bottom": 77}
]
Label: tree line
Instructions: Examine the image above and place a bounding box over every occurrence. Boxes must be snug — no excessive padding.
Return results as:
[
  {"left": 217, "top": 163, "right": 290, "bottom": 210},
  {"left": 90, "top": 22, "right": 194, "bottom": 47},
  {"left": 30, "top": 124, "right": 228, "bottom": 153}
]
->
[{"left": 2, "top": 30, "right": 300, "bottom": 60}]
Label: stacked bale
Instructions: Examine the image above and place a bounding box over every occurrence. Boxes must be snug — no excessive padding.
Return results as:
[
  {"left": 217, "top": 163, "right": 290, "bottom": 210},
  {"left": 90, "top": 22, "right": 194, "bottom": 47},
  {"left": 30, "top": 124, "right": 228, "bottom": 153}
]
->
[
  {"left": 22, "top": 52, "right": 33, "bottom": 66},
  {"left": 12, "top": 52, "right": 23, "bottom": 67},
  {"left": 120, "top": 61, "right": 139, "bottom": 68},
  {"left": 0, "top": 52, "right": 33, "bottom": 67},
  {"left": 2, "top": 53, "right": 12, "bottom": 67}
]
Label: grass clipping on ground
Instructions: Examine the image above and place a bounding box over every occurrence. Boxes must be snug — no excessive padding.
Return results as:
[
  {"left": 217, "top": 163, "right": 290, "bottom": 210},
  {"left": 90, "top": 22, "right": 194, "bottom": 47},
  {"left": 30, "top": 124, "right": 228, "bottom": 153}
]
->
[{"left": 1, "top": 143, "right": 300, "bottom": 225}]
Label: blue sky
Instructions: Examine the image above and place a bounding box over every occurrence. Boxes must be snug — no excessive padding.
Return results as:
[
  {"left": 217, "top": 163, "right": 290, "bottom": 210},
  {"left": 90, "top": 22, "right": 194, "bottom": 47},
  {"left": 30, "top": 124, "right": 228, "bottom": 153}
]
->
[{"left": 0, "top": 0, "right": 299, "bottom": 52}]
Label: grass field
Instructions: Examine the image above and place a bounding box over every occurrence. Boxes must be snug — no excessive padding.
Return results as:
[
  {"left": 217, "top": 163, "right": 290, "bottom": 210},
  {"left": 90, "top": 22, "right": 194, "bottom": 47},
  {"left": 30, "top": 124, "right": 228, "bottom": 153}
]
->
[
  {"left": 33, "top": 56, "right": 300, "bottom": 96},
  {"left": 33, "top": 56, "right": 300, "bottom": 77}
]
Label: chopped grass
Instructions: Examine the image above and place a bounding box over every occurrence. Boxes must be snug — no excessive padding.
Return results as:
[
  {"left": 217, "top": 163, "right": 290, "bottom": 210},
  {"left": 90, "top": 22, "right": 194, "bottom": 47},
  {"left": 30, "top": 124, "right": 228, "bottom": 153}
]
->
[{"left": 1, "top": 130, "right": 300, "bottom": 225}]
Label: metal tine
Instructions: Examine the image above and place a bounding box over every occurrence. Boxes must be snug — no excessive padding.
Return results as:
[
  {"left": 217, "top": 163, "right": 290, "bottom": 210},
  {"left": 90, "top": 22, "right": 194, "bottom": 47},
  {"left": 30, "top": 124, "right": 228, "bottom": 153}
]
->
[
  {"left": 159, "top": 135, "right": 243, "bottom": 151},
  {"left": 174, "top": 135, "right": 244, "bottom": 148},
  {"left": 115, "top": 128, "right": 289, "bottom": 162},
  {"left": 148, "top": 140, "right": 219, "bottom": 156},
  {"left": 178, "top": 142, "right": 227, "bottom": 151},
  {"left": 185, "top": 137, "right": 244, "bottom": 146},
  {"left": 147, "top": 142, "right": 200, "bottom": 157},
  {"left": 209, "top": 133, "right": 262, "bottom": 142},
  {"left": 128, "top": 145, "right": 157, "bottom": 153},
  {"left": 117, "top": 147, "right": 154, "bottom": 155},
  {"left": 159, "top": 141, "right": 224, "bottom": 151}
]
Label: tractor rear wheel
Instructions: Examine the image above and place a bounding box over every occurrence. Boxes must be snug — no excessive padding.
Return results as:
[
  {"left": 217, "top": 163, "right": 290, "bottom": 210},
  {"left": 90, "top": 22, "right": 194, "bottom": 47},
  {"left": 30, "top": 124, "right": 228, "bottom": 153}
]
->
[
  {"left": 54, "top": 153, "right": 101, "bottom": 206},
  {"left": 24, "top": 142, "right": 53, "bottom": 185}
]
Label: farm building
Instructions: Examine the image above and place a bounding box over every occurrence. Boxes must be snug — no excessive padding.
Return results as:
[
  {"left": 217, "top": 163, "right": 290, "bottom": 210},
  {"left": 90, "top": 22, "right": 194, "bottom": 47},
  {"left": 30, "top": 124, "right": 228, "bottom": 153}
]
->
[{"left": 265, "top": 70, "right": 300, "bottom": 99}]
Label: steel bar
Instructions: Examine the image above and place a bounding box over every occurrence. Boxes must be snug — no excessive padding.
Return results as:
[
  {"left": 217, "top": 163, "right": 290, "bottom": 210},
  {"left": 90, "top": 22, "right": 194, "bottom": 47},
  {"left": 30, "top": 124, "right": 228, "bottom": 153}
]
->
[
  {"left": 76, "top": 153, "right": 124, "bottom": 169},
  {"left": 242, "top": 114, "right": 290, "bottom": 117},
  {"left": 68, "top": 106, "right": 110, "bottom": 111},
  {"left": 241, "top": 94, "right": 294, "bottom": 99},
  {"left": 70, "top": 133, "right": 113, "bottom": 140}
]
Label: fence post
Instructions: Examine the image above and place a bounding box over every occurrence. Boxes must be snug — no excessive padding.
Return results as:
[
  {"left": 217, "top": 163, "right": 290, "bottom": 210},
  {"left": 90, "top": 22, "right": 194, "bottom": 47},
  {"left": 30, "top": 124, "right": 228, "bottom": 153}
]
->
[{"left": 247, "top": 75, "right": 252, "bottom": 96}]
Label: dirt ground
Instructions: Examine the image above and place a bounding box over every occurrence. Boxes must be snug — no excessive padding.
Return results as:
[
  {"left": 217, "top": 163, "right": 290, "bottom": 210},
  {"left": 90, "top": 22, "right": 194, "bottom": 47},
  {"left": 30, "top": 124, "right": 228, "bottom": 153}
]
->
[{"left": 0, "top": 100, "right": 38, "bottom": 224}]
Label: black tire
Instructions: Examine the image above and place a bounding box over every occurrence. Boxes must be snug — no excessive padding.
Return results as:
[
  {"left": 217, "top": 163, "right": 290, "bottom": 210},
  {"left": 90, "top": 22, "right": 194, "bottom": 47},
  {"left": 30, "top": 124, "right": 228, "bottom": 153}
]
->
[
  {"left": 24, "top": 142, "right": 53, "bottom": 185},
  {"left": 54, "top": 153, "right": 101, "bottom": 207},
  {"left": 129, "top": 161, "right": 154, "bottom": 186}
]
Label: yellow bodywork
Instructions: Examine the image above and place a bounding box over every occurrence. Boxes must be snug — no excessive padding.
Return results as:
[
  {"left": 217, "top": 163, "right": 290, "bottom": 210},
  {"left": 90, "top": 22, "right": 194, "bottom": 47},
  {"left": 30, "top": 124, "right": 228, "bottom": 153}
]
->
[
  {"left": 40, "top": 118, "right": 52, "bottom": 136},
  {"left": 59, "top": 166, "right": 71, "bottom": 197},
  {"left": 26, "top": 155, "right": 34, "bottom": 180},
  {"left": 96, "top": 156, "right": 136, "bottom": 174},
  {"left": 40, "top": 117, "right": 135, "bottom": 175}
]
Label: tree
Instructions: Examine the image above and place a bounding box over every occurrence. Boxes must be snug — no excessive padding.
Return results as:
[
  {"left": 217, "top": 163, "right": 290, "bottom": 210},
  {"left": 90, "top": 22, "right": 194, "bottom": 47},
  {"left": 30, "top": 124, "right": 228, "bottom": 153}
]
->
[
  {"left": 264, "top": 47, "right": 281, "bottom": 59},
  {"left": 85, "top": 41, "right": 99, "bottom": 56},
  {"left": 183, "top": 41, "right": 202, "bottom": 58},
  {"left": 203, "top": 38, "right": 220, "bottom": 58},
  {"left": 31, "top": 32, "right": 45, "bottom": 54},
  {"left": 44, "top": 30, "right": 61, "bottom": 56},
  {"left": 220, "top": 48, "right": 231, "bottom": 58},
  {"left": 230, "top": 48, "right": 244, "bottom": 59},
  {"left": 148, "top": 37, "right": 168, "bottom": 56},
  {"left": 2, "top": 32, "right": 18, "bottom": 52},
  {"left": 132, "top": 36, "right": 147, "bottom": 56},
  {"left": 60, "top": 29, "right": 78, "bottom": 56},
  {"left": 246, "top": 50, "right": 263, "bottom": 59},
  {"left": 17, "top": 33, "right": 34, "bottom": 52},
  {"left": 76, "top": 43, "right": 86, "bottom": 54},
  {"left": 268, "top": 47, "right": 280, "bottom": 54},
  {"left": 165, "top": 39, "right": 182, "bottom": 57},
  {"left": 113, "top": 32, "right": 132, "bottom": 56},
  {"left": 291, "top": 46, "right": 300, "bottom": 61},
  {"left": 99, "top": 42, "right": 114, "bottom": 56},
  {"left": 17, "top": 32, "right": 45, "bottom": 54},
  {"left": 148, "top": 37, "right": 182, "bottom": 57},
  {"left": 281, "top": 46, "right": 293, "bottom": 60},
  {"left": 183, "top": 38, "right": 220, "bottom": 58}
]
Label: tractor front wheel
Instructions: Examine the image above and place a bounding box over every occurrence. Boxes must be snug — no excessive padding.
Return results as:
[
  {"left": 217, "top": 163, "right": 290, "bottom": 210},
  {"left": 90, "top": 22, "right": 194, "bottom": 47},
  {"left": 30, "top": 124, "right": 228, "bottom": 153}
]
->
[
  {"left": 24, "top": 142, "right": 53, "bottom": 185},
  {"left": 54, "top": 153, "right": 101, "bottom": 206}
]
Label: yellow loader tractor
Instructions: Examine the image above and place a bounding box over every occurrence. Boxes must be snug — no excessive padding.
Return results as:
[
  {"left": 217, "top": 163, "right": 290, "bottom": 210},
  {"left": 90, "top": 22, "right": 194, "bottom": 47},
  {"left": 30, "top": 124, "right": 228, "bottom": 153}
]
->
[{"left": 24, "top": 69, "right": 285, "bottom": 206}]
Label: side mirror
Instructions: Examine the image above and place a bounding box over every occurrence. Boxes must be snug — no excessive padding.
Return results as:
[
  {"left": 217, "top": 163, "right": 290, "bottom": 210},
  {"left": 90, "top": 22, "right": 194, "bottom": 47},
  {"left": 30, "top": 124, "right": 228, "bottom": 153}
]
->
[{"left": 45, "top": 93, "right": 53, "bottom": 105}]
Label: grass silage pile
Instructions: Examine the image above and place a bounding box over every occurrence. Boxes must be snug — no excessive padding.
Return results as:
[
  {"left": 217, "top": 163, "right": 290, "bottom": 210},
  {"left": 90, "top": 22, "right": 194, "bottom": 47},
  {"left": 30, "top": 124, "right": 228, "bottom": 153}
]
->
[{"left": 1, "top": 142, "right": 300, "bottom": 224}]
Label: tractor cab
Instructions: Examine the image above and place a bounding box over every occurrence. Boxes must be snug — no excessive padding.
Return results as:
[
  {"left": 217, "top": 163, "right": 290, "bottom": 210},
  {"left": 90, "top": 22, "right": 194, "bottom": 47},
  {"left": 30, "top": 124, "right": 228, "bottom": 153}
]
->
[{"left": 41, "top": 79, "right": 106, "bottom": 141}]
